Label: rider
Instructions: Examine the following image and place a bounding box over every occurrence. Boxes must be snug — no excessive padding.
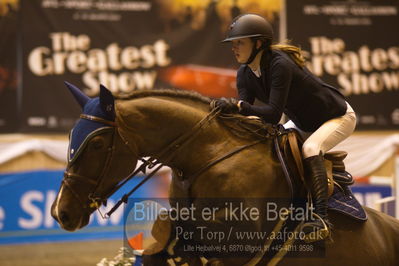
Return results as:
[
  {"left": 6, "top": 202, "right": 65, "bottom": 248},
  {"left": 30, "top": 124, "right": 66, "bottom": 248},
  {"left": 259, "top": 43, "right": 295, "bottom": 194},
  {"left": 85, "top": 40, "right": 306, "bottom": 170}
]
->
[{"left": 217, "top": 14, "right": 357, "bottom": 242}]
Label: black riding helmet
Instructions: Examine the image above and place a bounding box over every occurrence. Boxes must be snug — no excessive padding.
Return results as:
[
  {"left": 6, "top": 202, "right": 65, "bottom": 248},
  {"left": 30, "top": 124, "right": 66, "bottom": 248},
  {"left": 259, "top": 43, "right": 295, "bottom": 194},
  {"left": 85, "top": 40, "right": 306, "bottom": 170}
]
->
[{"left": 222, "top": 14, "right": 273, "bottom": 64}]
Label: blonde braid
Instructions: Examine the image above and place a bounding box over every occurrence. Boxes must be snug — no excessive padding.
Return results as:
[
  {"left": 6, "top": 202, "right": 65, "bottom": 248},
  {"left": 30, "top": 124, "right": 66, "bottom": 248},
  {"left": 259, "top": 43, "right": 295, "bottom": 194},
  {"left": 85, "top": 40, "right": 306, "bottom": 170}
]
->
[{"left": 271, "top": 40, "right": 306, "bottom": 68}]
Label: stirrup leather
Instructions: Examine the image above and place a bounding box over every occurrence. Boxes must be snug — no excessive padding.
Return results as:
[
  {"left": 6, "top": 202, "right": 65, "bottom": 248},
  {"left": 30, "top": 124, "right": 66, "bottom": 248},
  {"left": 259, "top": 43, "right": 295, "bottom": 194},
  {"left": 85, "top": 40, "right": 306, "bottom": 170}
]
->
[{"left": 301, "top": 213, "right": 330, "bottom": 243}]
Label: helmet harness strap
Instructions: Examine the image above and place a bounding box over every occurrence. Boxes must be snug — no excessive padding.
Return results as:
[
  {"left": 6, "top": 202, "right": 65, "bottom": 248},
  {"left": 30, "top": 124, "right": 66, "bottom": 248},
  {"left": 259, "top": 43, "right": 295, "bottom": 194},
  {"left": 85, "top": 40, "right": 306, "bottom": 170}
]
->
[{"left": 246, "top": 39, "right": 262, "bottom": 64}]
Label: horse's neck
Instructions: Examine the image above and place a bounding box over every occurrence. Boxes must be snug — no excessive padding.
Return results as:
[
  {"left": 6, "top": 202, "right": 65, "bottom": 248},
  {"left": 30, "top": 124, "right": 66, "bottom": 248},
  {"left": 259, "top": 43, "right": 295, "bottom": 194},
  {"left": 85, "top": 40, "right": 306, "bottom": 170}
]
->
[
  {"left": 116, "top": 96, "right": 291, "bottom": 200},
  {"left": 116, "top": 96, "right": 230, "bottom": 169}
]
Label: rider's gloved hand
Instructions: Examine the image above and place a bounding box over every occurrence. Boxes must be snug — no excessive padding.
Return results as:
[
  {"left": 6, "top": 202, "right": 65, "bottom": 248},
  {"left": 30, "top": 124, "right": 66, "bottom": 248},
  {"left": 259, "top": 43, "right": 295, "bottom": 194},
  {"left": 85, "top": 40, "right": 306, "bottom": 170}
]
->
[
  {"left": 238, "top": 100, "right": 251, "bottom": 114},
  {"left": 211, "top": 97, "right": 239, "bottom": 113}
]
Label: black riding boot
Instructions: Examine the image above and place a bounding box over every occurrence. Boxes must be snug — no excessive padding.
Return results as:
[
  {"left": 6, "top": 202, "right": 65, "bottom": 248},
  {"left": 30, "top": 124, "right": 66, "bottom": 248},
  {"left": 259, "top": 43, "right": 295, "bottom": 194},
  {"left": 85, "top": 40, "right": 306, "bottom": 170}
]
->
[{"left": 301, "top": 153, "right": 331, "bottom": 243}]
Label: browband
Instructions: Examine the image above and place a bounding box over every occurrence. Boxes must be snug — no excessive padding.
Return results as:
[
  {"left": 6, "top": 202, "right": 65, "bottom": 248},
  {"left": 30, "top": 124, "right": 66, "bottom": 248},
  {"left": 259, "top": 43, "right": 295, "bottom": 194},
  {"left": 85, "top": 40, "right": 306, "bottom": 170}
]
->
[{"left": 80, "top": 114, "right": 117, "bottom": 127}]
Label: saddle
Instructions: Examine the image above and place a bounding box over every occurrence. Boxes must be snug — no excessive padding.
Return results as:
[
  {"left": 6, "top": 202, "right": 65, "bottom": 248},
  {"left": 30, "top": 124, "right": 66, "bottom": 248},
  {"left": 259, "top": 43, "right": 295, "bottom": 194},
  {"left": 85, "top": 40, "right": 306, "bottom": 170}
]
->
[{"left": 277, "top": 128, "right": 367, "bottom": 221}]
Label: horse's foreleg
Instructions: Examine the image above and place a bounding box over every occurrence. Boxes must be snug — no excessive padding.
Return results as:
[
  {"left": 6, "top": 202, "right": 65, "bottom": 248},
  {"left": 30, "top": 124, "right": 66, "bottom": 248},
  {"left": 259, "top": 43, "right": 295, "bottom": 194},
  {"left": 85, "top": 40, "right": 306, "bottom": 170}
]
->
[
  {"left": 146, "top": 215, "right": 204, "bottom": 265},
  {"left": 165, "top": 238, "right": 203, "bottom": 266}
]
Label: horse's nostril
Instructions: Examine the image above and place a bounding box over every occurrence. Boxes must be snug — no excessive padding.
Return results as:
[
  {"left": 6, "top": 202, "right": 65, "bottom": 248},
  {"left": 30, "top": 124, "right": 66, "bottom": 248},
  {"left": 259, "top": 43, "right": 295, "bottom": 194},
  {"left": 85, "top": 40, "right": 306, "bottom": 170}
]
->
[{"left": 59, "top": 211, "right": 69, "bottom": 224}]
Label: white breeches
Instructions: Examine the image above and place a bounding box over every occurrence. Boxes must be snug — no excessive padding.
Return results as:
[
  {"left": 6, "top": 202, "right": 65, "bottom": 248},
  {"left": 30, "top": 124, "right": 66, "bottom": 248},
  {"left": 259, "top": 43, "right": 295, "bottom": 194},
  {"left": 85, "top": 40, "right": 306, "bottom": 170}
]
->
[{"left": 283, "top": 102, "right": 356, "bottom": 159}]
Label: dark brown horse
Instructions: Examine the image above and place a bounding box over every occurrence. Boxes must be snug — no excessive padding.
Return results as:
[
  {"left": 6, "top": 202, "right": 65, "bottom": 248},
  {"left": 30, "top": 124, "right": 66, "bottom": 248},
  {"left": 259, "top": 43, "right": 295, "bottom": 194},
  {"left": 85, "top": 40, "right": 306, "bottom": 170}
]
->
[{"left": 51, "top": 83, "right": 399, "bottom": 265}]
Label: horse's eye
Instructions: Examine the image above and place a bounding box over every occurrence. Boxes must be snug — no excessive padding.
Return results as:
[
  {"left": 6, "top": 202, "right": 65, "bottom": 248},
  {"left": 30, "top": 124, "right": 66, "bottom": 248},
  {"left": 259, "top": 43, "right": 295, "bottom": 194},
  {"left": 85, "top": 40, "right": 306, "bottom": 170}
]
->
[{"left": 90, "top": 137, "right": 104, "bottom": 150}]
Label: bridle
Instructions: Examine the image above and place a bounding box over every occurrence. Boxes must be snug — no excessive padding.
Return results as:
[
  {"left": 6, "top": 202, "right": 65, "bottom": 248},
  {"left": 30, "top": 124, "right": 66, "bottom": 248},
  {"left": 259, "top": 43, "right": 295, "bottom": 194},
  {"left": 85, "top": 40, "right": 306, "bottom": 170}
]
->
[
  {"left": 62, "top": 114, "right": 122, "bottom": 216},
  {"left": 62, "top": 107, "right": 229, "bottom": 217},
  {"left": 63, "top": 112, "right": 168, "bottom": 217}
]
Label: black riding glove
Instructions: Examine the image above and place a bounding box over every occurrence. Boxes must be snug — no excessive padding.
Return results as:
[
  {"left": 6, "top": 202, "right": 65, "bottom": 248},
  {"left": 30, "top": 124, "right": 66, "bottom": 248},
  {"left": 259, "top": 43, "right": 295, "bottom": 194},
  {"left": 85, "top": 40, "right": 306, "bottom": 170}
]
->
[
  {"left": 211, "top": 97, "right": 239, "bottom": 113},
  {"left": 238, "top": 101, "right": 252, "bottom": 115}
]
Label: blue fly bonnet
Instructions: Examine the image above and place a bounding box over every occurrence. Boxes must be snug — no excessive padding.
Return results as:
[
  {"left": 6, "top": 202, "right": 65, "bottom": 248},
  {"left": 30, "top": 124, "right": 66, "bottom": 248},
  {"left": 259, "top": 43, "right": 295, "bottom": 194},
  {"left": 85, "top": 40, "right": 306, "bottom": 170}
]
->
[{"left": 65, "top": 82, "right": 116, "bottom": 163}]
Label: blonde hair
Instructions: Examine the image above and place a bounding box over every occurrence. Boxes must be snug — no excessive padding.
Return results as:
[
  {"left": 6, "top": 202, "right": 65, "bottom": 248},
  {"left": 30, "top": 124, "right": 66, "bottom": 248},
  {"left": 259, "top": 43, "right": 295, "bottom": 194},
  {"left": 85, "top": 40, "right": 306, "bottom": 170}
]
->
[{"left": 270, "top": 40, "right": 306, "bottom": 68}]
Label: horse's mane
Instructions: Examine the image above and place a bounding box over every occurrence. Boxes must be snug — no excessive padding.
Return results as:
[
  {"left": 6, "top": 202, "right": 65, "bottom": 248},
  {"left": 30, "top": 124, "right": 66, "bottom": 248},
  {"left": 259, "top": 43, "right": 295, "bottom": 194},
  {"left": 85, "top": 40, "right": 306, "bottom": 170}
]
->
[
  {"left": 116, "top": 88, "right": 273, "bottom": 140},
  {"left": 115, "top": 88, "right": 211, "bottom": 105}
]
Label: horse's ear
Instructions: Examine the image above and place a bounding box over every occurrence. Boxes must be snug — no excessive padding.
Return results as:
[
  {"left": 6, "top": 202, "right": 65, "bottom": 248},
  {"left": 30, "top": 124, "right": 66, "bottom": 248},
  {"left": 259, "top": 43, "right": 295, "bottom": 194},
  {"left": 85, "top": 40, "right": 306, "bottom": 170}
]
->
[
  {"left": 64, "top": 81, "right": 90, "bottom": 108},
  {"left": 99, "top": 84, "right": 115, "bottom": 118}
]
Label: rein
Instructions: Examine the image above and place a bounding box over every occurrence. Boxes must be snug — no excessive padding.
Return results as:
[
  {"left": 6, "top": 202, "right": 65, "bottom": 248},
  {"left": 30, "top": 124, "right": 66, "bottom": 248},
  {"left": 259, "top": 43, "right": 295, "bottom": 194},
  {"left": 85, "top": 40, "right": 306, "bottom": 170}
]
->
[
  {"left": 63, "top": 107, "right": 302, "bottom": 265},
  {"left": 105, "top": 106, "right": 223, "bottom": 217}
]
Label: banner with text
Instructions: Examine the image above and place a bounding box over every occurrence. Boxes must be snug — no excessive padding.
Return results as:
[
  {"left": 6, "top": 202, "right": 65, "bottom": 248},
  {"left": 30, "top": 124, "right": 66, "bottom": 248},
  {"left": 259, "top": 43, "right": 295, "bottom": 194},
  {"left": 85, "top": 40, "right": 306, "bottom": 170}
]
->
[
  {"left": 19, "top": 0, "right": 280, "bottom": 132},
  {"left": 285, "top": 0, "right": 399, "bottom": 130}
]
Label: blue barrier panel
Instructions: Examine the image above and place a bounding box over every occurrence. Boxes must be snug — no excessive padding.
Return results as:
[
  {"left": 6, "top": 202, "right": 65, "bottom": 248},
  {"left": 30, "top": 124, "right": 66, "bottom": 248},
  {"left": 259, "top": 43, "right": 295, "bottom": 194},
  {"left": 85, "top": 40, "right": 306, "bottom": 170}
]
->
[
  {"left": 1, "top": 171, "right": 391, "bottom": 245},
  {"left": 351, "top": 184, "right": 392, "bottom": 207},
  {"left": 0, "top": 170, "right": 166, "bottom": 245}
]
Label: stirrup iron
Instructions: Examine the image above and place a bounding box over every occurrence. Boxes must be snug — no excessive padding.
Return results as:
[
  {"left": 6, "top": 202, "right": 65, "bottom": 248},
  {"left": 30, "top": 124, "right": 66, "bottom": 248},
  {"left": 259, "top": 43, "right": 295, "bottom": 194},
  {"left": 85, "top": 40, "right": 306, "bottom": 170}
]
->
[{"left": 301, "top": 213, "right": 330, "bottom": 243}]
